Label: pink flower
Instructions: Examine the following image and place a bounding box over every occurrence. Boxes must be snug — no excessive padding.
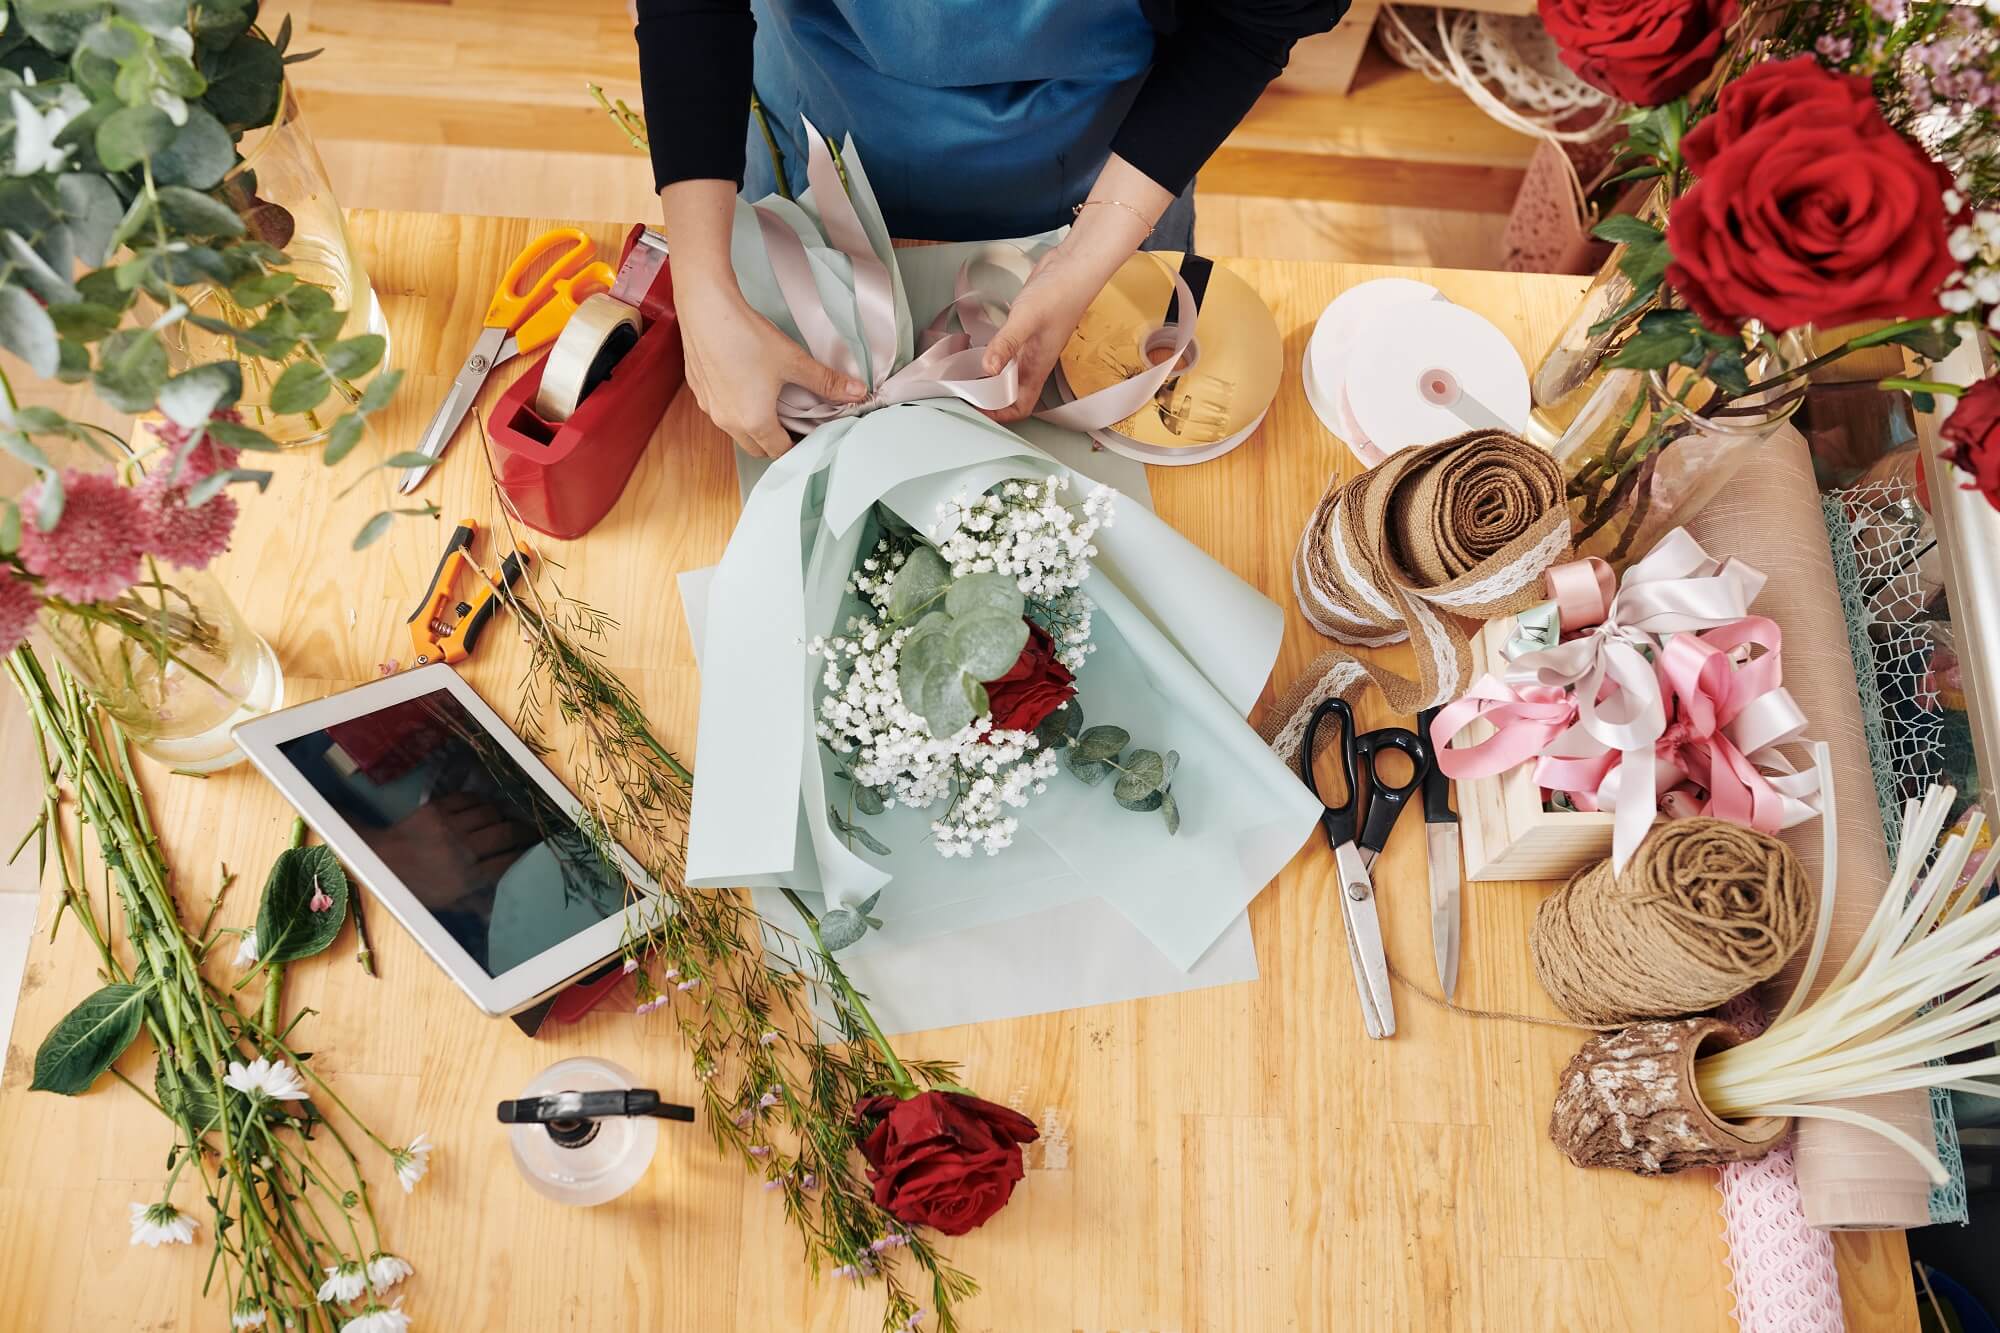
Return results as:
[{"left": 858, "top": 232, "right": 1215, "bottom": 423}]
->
[
  {"left": 149, "top": 409, "right": 243, "bottom": 484},
  {"left": 308, "top": 876, "right": 333, "bottom": 913},
  {"left": 0, "top": 567, "right": 38, "bottom": 656},
  {"left": 137, "top": 469, "right": 237, "bottom": 570},
  {"left": 16, "top": 469, "right": 146, "bottom": 603}
]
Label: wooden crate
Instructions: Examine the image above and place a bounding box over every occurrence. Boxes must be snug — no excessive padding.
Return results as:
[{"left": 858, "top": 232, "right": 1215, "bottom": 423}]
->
[{"left": 1457, "top": 615, "right": 1615, "bottom": 881}]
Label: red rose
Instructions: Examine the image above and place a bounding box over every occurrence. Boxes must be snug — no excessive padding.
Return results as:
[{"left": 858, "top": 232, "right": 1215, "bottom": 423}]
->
[
  {"left": 1665, "top": 59, "right": 1956, "bottom": 333},
  {"left": 1681, "top": 58, "right": 1880, "bottom": 172},
  {"left": 982, "top": 622, "right": 1075, "bottom": 734},
  {"left": 854, "top": 1091, "right": 1039, "bottom": 1235},
  {"left": 1941, "top": 376, "right": 2000, "bottom": 514},
  {"left": 1538, "top": 0, "right": 1739, "bottom": 106}
]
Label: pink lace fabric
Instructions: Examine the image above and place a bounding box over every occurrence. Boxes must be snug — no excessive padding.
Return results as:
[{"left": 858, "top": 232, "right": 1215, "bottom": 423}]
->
[{"left": 1716, "top": 995, "right": 1846, "bottom": 1331}]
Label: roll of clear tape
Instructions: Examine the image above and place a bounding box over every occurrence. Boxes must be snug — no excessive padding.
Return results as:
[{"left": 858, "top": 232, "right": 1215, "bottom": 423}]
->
[{"left": 535, "top": 293, "right": 643, "bottom": 423}]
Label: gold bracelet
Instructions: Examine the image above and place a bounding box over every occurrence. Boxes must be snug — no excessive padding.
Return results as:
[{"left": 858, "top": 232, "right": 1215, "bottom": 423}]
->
[{"left": 1071, "top": 199, "right": 1155, "bottom": 236}]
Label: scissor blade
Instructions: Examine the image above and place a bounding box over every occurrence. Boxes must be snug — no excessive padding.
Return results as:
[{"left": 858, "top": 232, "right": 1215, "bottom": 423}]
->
[
  {"left": 1334, "top": 843, "right": 1395, "bottom": 1039},
  {"left": 1426, "top": 822, "right": 1462, "bottom": 1000},
  {"left": 398, "top": 326, "right": 508, "bottom": 494}
]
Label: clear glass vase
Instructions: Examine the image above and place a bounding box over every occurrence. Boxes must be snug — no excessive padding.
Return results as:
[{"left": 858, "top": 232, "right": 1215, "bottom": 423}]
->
[
  {"left": 42, "top": 568, "right": 284, "bottom": 772},
  {"left": 162, "top": 84, "right": 389, "bottom": 448},
  {"left": 1551, "top": 329, "right": 1811, "bottom": 568}
]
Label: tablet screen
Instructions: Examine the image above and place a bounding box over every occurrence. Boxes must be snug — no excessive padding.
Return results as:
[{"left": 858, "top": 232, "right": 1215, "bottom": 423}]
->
[{"left": 275, "top": 688, "right": 626, "bottom": 977}]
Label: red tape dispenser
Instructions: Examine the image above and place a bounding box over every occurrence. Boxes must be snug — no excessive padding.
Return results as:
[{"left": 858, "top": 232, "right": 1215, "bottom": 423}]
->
[{"left": 487, "top": 225, "right": 683, "bottom": 539}]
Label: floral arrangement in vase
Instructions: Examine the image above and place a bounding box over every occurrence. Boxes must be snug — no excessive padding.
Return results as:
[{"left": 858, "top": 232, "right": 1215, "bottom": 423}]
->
[
  {"left": 1531, "top": 0, "right": 2000, "bottom": 559},
  {"left": 810, "top": 474, "right": 1182, "bottom": 883}
]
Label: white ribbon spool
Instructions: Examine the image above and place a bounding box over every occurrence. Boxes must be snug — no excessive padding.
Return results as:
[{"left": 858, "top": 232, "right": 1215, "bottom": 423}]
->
[{"left": 534, "top": 293, "right": 643, "bottom": 423}]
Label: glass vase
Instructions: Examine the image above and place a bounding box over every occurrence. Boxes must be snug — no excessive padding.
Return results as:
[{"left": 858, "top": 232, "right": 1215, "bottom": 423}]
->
[
  {"left": 162, "top": 85, "right": 389, "bottom": 448},
  {"left": 42, "top": 568, "right": 284, "bottom": 772},
  {"left": 1552, "top": 329, "right": 1811, "bottom": 569}
]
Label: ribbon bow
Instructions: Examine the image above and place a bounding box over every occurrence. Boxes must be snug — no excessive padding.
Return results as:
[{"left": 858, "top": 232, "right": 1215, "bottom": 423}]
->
[
  {"left": 1502, "top": 530, "right": 1772, "bottom": 871},
  {"left": 750, "top": 121, "right": 1198, "bottom": 440}
]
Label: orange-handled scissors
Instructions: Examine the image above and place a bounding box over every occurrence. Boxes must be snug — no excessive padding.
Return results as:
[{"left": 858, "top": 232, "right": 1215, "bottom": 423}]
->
[{"left": 399, "top": 228, "right": 618, "bottom": 494}]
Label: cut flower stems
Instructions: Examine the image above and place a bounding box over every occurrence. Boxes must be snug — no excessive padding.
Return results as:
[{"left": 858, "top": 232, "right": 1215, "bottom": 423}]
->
[
  {"left": 8, "top": 645, "right": 418, "bottom": 1333},
  {"left": 1697, "top": 785, "right": 2000, "bottom": 1180}
]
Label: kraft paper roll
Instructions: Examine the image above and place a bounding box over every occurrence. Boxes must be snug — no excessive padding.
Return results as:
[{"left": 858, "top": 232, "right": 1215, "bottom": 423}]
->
[
  {"left": 1687, "top": 426, "right": 1934, "bottom": 1231},
  {"left": 534, "top": 293, "right": 642, "bottom": 423}
]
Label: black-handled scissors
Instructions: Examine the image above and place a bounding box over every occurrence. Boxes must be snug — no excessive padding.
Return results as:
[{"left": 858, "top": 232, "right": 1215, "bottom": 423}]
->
[{"left": 1298, "top": 698, "right": 1429, "bottom": 1039}]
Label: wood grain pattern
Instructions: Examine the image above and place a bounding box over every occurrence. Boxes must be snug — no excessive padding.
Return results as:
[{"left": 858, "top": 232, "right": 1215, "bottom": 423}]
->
[{"left": 0, "top": 211, "right": 1917, "bottom": 1333}]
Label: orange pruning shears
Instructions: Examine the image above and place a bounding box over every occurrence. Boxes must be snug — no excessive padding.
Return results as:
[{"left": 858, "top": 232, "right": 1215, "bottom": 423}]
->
[
  {"left": 406, "top": 519, "right": 534, "bottom": 667},
  {"left": 399, "top": 227, "right": 617, "bottom": 494}
]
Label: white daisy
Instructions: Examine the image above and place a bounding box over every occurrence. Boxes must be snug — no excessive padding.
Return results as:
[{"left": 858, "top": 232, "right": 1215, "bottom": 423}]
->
[
  {"left": 234, "top": 931, "right": 260, "bottom": 968},
  {"left": 366, "top": 1253, "right": 414, "bottom": 1293},
  {"left": 318, "top": 1261, "right": 368, "bottom": 1304},
  {"left": 339, "top": 1299, "right": 410, "bottom": 1333},
  {"left": 223, "top": 1057, "right": 308, "bottom": 1104},
  {"left": 128, "top": 1200, "right": 198, "bottom": 1247},
  {"left": 232, "top": 1297, "right": 267, "bottom": 1328},
  {"left": 390, "top": 1133, "right": 432, "bottom": 1193}
]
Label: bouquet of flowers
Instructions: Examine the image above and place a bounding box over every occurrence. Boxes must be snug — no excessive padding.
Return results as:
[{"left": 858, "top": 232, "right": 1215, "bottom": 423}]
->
[{"left": 811, "top": 474, "right": 1183, "bottom": 872}]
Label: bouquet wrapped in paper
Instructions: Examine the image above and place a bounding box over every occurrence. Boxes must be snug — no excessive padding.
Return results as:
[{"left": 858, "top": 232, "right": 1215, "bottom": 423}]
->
[{"left": 685, "top": 128, "right": 1318, "bottom": 975}]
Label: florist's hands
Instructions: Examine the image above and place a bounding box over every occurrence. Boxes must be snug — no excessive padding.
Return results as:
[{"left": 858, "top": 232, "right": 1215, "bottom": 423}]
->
[
  {"left": 659, "top": 177, "right": 866, "bottom": 459},
  {"left": 980, "top": 157, "right": 1170, "bottom": 423},
  {"left": 678, "top": 283, "right": 867, "bottom": 458}
]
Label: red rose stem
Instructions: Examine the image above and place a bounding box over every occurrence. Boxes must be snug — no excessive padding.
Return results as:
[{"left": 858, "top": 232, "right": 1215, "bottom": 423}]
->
[{"left": 1688, "top": 428, "right": 1935, "bottom": 1228}]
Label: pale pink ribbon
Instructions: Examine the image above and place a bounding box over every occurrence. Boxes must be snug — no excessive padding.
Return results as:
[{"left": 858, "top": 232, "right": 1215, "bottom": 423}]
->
[
  {"left": 753, "top": 121, "right": 1198, "bottom": 438},
  {"left": 1503, "top": 529, "right": 1772, "bottom": 870},
  {"left": 1649, "top": 620, "right": 1821, "bottom": 834}
]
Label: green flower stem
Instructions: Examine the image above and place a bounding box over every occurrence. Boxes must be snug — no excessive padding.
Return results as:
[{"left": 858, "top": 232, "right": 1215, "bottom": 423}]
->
[
  {"left": 1879, "top": 379, "right": 1964, "bottom": 397},
  {"left": 780, "top": 886, "right": 916, "bottom": 1097}
]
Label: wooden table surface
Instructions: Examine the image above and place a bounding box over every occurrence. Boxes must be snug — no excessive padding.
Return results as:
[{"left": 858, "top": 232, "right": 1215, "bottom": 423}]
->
[{"left": 0, "top": 210, "right": 1917, "bottom": 1332}]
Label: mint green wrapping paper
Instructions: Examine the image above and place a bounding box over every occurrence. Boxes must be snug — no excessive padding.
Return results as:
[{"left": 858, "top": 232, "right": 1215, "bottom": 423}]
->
[{"left": 683, "top": 138, "right": 1319, "bottom": 972}]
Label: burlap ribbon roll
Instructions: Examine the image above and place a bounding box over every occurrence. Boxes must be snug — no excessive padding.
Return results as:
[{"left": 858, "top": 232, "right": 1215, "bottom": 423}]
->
[
  {"left": 1265, "top": 430, "right": 1572, "bottom": 765},
  {"left": 1551, "top": 1018, "right": 1789, "bottom": 1175},
  {"left": 1531, "top": 819, "right": 1812, "bottom": 1027}
]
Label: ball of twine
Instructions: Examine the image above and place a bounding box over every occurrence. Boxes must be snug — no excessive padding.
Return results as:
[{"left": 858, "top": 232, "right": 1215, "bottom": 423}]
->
[{"left": 1530, "top": 819, "right": 1812, "bottom": 1027}]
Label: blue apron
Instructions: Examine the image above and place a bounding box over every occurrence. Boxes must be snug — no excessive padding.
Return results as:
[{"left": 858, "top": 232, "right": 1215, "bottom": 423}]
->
[{"left": 744, "top": 0, "right": 1185, "bottom": 244}]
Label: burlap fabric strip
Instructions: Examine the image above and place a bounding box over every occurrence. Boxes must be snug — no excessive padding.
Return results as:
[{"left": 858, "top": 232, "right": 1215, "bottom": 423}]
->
[{"left": 1263, "top": 429, "right": 1572, "bottom": 767}]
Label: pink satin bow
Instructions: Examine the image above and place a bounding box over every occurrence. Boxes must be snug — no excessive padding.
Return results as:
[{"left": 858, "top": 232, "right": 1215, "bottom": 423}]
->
[{"left": 751, "top": 122, "right": 1198, "bottom": 439}]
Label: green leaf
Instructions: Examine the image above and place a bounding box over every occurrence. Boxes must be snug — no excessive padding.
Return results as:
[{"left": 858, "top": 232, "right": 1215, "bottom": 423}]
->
[
  {"left": 47, "top": 300, "right": 123, "bottom": 341},
  {"left": 943, "top": 570, "right": 1024, "bottom": 621},
  {"left": 887, "top": 545, "right": 952, "bottom": 620},
  {"left": 199, "top": 31, "right": 284, "bottom": 131},
  {"left": 376, "top": 451, "right": 436, "bottom": 470},
  {"left": 1706, "top": 348, "right": 1750, "bottom": 398},
  {"left": 1033, "top": 698, "right": 1083, "bottom": 751},
  {"left": 358, "top": 366, "right": 402, "bottom": 415},
  {"left": 1884, "top": 323, "right": 1964, "bottom": 364},
  {"left": 206, "top": 418, "right": 282, "bottom": 452},
  {"left": 913, "top": 665, "right": 978, "bottom": 737},
  {"left": 154, "top": 184, "right": 245, "bottom": 237},
  {"left": 1072, "top": 725, "right": 1128, "bottom": 764},
  {"left": 55, "top": 338, "right": 90, "bottom": 383},
  {"left": 0, "top": 429, "right": 53, "bottom": 473},
  {"left": 1114, "top": 749, "right": 1166, "bottom": 802},
  {"left": 320, "top": 333, "right": 384, "bottom": 380},
  {"left": 1161, "top": 789, "right": 1181, "bottom": 835},
  {"left": 0, "top": 284, "right": 59, "bottom": 376},
  {"left": 852, "top": 783, "right": 885, "bottom": 816},
  {"left": 1607, "top": 327, "right": 1699, "bottom": 372},
  {"left": 1115, "top": 788, "right": 1165, "bottom": 813},
  {"left": 267, "top": 359, "right": 330, "bottom": 414},
  {"left": 1911, "top": 390, "right": 1937, "bottom": 414},
  {"left": 946, "top": 610, "right": 1028, "bottom": 681},
  {"left": 817, "top": 906, "right": 869, "bottom": 951},
  {"left": 114, "top": 1, "right": 193, "bottom": 39},
  {"left": 826, "top": 805, "right": 892, "bottom": 858},
  {"left": 321, "top": 411, "right": 365, "bottom": 464},
  {"left": 0, "top": 499, "right": 20, "bottom": 556},
  {"left": 150, "top": 106, "right": 234, "bottom": 189},
  {"left": 1591, "top": 215, "right": 1664, "bottom": 246},
  {"left": 96, "top": 103, "right": 174, "bottom": 172},
  {"left": 352, "top": 509, "right": 394, "bottom": 550},
  {"left": 254, "top": 844, "right": 348, "bottom": 964},
  {"left": 34, "top": 465, "right": 64, "bottom": 530},
  {"left": 155, "top": 1056, "right": 223, "bottom": 1134},
  {"left": 4, "top": 230, "right": 79, "bottom": 303},
  {"left": 55, "top": 172, "right": 123, "bottom": 268},
  {"left": 1067, "top": 752, "right": 1111, "bottom": 786},
  {"left": 30, "top": 983, "right": 149, "bottom": 1095},
  {"left": 91, "top": 327, "right": 170, "bottom": 411},
  {"left": 156, "top": 361, "right": 240, "bottom": 428},
  {"left": 1159, "top": 750, "right": 1180, "bottom": 791},
  {"left": 1617, "top": 238, "right": 1672, "bottom": 293},
  {"left": 229, "top": 271, "right": 295, "bottom": 307}
]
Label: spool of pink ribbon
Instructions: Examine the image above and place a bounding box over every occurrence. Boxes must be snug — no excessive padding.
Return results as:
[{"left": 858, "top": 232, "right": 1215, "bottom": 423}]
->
[{"left": 1429, "top": 529, "right": 1824, "bottom": 871}]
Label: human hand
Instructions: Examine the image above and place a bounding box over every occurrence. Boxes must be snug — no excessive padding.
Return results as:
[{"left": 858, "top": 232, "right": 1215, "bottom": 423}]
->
[
  {"left": 978, "top": 244, "right": 1111, "bottom": 423},
  {"left": 679, "top": 282, "right": 868, "bottom": 457}
]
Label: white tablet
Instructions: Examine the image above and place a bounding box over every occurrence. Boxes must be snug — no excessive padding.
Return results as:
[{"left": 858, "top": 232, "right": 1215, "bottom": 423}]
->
[{"left": 233, "top": 663, "right": 658, "bottom": 1016}]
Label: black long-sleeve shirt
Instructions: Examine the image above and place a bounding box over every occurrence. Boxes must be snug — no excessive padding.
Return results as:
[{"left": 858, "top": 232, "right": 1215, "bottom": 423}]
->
[{"left": 635, "top": 0, "right": 1346, "bottom": 200}]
